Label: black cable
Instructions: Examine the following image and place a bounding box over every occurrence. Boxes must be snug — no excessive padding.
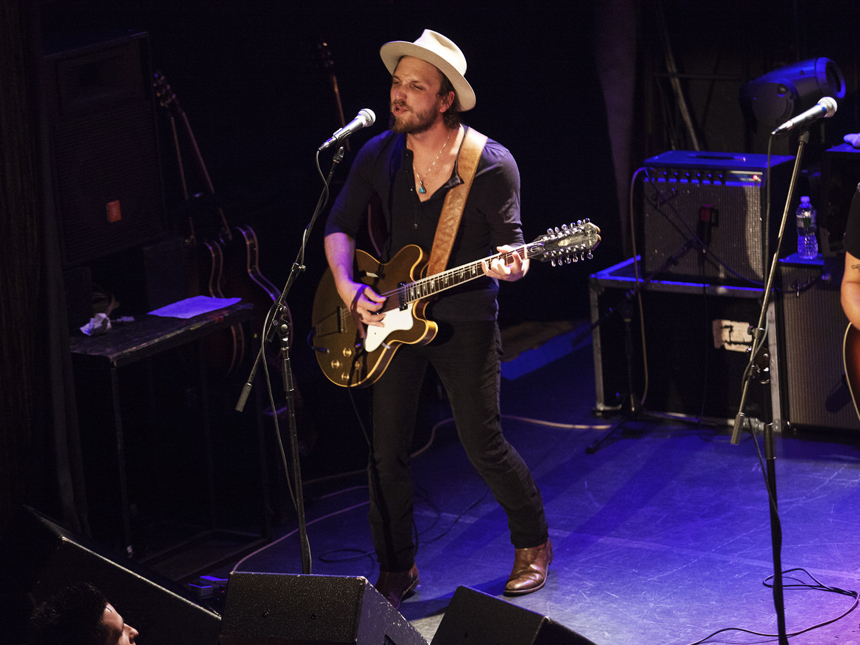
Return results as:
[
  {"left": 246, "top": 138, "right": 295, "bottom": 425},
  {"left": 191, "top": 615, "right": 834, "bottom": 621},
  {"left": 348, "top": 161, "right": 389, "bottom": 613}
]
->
[{"left": 682, "top": 567, "right": 858, "bottom": 645}]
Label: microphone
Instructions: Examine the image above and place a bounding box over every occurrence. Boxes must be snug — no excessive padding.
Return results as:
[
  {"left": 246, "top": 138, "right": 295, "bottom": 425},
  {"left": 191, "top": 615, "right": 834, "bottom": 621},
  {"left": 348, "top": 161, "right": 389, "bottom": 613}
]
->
[
  {"left": 771, "top": 97, "right": 837, "bottom": 136},
  {"left": 318, "top": 108, "right": 376, "bottom": 151}
]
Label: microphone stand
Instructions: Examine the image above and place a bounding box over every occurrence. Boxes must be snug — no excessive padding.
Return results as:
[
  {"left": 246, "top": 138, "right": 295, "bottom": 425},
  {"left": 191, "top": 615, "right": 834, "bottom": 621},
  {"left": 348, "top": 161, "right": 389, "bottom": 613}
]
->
[
  {"left": 236, "top": 145, "right": 347, "bottom": 576},
  {"left": 732, "top": 129, "right": 810, "bottom": 645}
]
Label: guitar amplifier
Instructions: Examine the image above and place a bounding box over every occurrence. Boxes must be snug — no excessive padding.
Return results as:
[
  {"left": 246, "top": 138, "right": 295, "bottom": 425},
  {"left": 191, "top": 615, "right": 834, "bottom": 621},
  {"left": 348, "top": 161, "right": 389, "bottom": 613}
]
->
[
  {"left": 777, "top": 256, "right": 860, "bottom": 431},
  {"left": 641, "top": 151, "right": 794, "bottom": 284}
]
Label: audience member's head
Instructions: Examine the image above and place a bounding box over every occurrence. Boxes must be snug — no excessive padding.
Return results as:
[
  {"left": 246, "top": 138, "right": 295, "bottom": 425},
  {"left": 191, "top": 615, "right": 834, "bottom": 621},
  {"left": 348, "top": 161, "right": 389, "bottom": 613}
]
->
[{"left": 28, "top": 582, "right": 139, "bottom": 645}]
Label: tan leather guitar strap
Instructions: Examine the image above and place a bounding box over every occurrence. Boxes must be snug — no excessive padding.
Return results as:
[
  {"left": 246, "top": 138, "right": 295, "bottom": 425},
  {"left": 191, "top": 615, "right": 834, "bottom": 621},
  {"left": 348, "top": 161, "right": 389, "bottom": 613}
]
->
[{"left": 426, "top": 127, "right": 488, "bottom": 276}]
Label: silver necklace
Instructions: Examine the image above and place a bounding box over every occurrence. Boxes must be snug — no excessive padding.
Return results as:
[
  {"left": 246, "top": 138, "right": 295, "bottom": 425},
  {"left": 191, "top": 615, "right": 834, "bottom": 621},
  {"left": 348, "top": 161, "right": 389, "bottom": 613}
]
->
[{"left": 414, "top": 129, "right": 452, "bottom": 194}]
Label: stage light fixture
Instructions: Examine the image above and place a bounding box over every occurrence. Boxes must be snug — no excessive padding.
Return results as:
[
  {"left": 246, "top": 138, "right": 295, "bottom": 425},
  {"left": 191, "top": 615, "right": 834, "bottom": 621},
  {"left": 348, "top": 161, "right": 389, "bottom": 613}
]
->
[{"left": 739, "top": 57, "right": 845, "bottom": 131}]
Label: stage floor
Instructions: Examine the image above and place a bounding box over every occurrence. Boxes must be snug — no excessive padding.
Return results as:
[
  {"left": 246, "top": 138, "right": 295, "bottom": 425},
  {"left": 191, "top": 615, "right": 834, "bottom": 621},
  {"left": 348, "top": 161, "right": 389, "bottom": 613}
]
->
[{"left": 195, "top": 323, "right": 860, "bottom": 644}]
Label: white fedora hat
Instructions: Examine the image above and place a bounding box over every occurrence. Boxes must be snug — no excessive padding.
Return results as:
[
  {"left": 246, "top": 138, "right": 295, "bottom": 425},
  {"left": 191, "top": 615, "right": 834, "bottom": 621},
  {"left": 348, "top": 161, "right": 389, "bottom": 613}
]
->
[{"left": 380, "top": 29, "right": 476, "bottom": 111}]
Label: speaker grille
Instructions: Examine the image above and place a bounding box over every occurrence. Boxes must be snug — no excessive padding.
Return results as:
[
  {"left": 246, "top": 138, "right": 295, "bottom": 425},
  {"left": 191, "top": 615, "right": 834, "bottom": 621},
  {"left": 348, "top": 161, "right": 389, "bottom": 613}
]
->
[
  {"left": 641, "top": 151, "right": 793, "bottom": 284},
  {"left": 44, "top": 32, "right": 164, "bottom": 268},
  {"left": 220, "top": 573, "right": 427, "bottom": 645},
  {"left": 643, "top": 180, "right": 762, "bottom": 281},
  {"left": 54, "top": 102, "right": 163, "bottom": 265},
  {"left": 778, "top": 259, "right": 860, "bottom": 430}
]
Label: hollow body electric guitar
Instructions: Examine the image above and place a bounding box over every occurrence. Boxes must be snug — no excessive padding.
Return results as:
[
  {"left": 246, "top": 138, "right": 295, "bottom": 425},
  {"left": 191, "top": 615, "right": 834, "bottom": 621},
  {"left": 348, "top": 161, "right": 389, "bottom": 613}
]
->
[{"left": 311, "top": 220, "right": 601, "bottom": 388}]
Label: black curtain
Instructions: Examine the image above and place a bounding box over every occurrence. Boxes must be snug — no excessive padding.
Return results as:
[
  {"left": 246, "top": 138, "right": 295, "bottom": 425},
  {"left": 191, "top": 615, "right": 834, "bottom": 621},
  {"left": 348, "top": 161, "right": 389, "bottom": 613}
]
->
[{"left": 0, "top": 0, "right": 88, "bottom": 541}]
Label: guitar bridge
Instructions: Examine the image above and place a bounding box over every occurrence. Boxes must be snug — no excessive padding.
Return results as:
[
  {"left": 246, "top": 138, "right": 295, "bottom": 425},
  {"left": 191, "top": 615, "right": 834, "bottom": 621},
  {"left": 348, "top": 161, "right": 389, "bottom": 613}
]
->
[{"left": 398, "top": 281, "right": 408, "bottom": 310}]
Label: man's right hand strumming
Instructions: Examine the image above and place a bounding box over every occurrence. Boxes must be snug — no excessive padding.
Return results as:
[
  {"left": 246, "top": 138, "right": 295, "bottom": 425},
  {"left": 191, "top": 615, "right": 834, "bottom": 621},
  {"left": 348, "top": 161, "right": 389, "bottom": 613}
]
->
[{"left": 325, "top": 231, "right": 387, "bottom": 327}]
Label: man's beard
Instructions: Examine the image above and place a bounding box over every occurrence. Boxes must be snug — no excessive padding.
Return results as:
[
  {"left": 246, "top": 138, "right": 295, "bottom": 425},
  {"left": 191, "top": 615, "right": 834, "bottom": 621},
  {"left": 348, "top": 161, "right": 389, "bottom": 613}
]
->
[{"left": 389, "top": 101, "right": 437, "bottom": 134}]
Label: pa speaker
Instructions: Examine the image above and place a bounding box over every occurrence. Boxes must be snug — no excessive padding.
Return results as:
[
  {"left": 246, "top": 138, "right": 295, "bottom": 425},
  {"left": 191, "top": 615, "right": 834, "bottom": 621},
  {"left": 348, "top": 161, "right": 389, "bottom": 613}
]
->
[
  {"left": 430, "top": 586, "right": 597, "bottom": 645},
  {"left": 41, "top": 29, "right": 165, "bottom": 268},
  {"left": 220, "top": 572, "right": 428, "bottom": 645},
  {"left": 641, "top": 150, "right": 793, "bottom": 284},
  {"left": 0, "top": 506, "right": 220, "bottom": 645}
]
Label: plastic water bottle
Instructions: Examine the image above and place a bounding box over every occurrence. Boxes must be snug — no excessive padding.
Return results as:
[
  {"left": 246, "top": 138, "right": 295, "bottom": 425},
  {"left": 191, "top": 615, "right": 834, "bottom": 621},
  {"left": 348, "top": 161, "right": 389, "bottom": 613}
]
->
[{"left": 796, "top": 196, "right": 818, "bottom": 259}]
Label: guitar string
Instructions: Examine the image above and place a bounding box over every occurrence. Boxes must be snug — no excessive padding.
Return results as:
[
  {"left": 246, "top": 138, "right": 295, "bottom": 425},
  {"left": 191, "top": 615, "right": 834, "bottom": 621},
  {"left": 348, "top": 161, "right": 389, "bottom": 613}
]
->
[
  {"left": 372, "top": 221, "right": 596, "bottom": 303},
  {"left": 377, "top": 243, "right": 534, "bottom": 302}
]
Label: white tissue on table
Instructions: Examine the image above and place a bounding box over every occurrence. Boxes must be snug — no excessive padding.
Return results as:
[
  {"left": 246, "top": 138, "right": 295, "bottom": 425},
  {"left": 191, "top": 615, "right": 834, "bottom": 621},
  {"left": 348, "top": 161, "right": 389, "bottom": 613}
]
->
[{"left": 80, "top": 313, "right": 112, "bottom": 336}]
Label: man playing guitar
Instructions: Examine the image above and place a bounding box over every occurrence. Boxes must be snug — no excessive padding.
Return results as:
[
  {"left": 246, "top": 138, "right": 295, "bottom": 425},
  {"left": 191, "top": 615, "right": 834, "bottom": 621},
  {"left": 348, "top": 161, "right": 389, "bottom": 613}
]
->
[{"left": 323, "top": 30, "right": 551, "bottom": 609}]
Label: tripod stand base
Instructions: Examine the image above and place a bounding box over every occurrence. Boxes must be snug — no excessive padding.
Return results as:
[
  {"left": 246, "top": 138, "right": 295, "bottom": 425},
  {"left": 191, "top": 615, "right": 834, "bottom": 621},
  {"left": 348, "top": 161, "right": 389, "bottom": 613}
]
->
[{"left": 586, "top": 408, "right": 733, "bottom": 454}]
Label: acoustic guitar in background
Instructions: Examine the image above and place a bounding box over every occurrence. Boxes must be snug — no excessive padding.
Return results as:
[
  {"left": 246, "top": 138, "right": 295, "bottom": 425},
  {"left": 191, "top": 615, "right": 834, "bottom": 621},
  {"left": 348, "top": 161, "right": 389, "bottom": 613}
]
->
[{"left": 153, "top": 72, "right": 292, "bottom": 378}]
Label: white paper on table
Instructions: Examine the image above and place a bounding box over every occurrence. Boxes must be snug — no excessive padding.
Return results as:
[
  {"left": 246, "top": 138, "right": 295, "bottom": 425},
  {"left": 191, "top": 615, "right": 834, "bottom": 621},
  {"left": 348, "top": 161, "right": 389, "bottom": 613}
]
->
[{"left": 148, "top": 296, "right": 242, "bottom": 320}]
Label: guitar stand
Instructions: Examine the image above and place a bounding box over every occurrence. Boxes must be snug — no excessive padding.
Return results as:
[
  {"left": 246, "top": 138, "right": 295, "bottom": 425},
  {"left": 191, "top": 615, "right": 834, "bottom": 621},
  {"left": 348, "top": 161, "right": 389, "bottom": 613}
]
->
[{"left": 236, "top": 145, "right": 347, "bottom": 575}]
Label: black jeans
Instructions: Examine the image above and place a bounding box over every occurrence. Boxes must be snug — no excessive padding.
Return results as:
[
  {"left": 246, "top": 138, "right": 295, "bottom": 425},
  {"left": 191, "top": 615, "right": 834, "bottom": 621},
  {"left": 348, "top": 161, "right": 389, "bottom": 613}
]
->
[{"left": 368, "top": 319, "right": 548, "bottom": 572}]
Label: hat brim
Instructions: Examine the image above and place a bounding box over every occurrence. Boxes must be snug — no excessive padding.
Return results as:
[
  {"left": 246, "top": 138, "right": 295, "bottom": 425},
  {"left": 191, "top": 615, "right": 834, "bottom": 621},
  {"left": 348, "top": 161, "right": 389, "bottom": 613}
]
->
[{"left": 380, "top": 41, "right": 476, "bottom": 111}]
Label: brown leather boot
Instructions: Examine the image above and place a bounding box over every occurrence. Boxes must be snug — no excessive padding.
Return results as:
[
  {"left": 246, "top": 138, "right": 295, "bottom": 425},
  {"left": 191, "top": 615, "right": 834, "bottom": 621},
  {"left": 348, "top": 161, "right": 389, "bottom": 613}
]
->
[
  {"left": 374, "top": 563, "right": 420, "bottom": 610},
  {"left": 504, "top": 538, "right": 553, "bottom": 596}
]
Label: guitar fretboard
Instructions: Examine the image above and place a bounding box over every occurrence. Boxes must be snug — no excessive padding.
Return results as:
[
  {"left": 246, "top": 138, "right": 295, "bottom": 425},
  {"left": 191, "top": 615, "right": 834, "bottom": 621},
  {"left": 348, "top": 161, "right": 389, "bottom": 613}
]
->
[{"left": 387, "top": 243, "right": 541, "bottom": 308}]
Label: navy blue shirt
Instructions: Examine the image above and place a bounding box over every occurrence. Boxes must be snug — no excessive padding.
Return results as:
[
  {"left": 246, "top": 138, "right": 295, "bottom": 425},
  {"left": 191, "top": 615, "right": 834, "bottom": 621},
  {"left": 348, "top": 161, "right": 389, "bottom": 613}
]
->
[{"left": 325, "top": 128, "right": 524, "bottom": 321}]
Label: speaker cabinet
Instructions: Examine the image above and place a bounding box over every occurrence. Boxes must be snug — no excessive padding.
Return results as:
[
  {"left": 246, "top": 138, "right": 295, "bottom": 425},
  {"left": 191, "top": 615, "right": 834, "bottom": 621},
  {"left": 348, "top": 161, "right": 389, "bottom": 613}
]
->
[
  {"left": 641, "top": 150, "right": 793, "bottom": 284},
  {"left": 220, "top": 572, "right": 427, "bottom": 645},
  {"left": 430, "top": 586, "right": 597, "bottom": 645},
  {"left": 0, "top": 506, "right": 221, "bottom": 645},
  {"left": 777, "top": 257, "right": 860, "bottom": 431},
  {"left": 41, "top": 30, "right": 165, "bottom": 268}
]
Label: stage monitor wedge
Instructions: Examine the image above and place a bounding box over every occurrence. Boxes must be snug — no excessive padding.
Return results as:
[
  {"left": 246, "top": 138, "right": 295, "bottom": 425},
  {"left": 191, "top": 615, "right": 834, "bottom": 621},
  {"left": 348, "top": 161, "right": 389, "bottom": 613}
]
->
[
  {"left": 0, "top": 506, "right": 220, "bottom": 645},
  {"left": 431, "top": 586, "right": 598, "bottom": 645},
  {"left": 220, "top": 572, "right": 428, "bottom": 645}
]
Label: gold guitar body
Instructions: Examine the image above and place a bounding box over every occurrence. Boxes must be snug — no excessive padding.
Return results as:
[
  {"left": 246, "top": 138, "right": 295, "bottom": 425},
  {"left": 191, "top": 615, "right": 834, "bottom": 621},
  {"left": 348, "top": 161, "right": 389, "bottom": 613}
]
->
[{"left": 312, "top": 245, "right": 437, "bottom": 388}]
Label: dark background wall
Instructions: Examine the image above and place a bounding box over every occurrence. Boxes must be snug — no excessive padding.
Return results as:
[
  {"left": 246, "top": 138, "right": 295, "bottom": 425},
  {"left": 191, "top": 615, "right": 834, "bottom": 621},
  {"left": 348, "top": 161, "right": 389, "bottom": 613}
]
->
[{"left": 3, "top": 0, "right": 860, "bottom": 548}]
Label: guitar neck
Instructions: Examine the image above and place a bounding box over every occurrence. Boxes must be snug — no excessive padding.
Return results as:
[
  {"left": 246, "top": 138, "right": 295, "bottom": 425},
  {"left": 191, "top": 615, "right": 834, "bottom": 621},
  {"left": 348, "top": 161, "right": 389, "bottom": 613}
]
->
[{"left": 392, "top": 243, "right": 539, "bottom": 306}]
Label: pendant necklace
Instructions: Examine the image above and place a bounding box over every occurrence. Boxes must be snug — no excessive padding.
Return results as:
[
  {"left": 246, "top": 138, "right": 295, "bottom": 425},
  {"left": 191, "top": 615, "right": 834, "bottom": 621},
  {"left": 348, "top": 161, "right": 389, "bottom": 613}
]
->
[{"left": 414, "top": 129, "right": 452, "bottom": 195}]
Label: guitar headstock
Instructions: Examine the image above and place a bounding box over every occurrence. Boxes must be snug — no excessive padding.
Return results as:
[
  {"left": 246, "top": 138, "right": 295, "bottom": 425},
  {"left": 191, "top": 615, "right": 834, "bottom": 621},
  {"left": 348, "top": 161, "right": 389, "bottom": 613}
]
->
[
  {"left": 152, "top": 71, "right": 184, "bottom": 114},
  {"left": 314, "top": 38, "right": 335, "bottom": 74},
  {"left": 532, "top": 220, "right": 601, "bottom": 266}
]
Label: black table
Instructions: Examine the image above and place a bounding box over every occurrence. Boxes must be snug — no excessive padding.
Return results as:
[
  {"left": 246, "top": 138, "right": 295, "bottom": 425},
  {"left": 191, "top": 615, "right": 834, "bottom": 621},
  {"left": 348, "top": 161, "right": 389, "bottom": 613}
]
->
[{"left": 70, "top": 301, "right": 270, "bottom": 578}]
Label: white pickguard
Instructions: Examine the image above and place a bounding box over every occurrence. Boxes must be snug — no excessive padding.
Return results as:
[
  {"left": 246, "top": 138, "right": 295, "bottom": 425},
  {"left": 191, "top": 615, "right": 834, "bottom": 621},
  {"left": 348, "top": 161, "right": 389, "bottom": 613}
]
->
[{"left": 364, "top": 304, "right": 415, "bottom": 353}]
